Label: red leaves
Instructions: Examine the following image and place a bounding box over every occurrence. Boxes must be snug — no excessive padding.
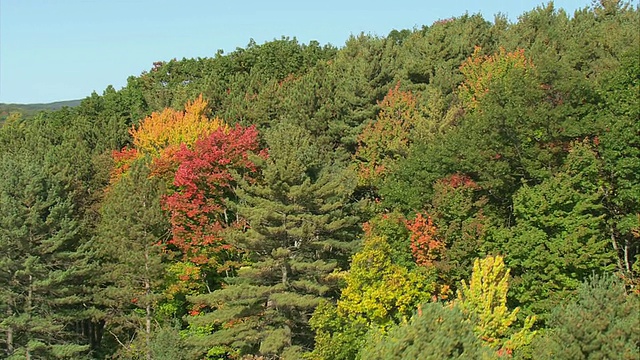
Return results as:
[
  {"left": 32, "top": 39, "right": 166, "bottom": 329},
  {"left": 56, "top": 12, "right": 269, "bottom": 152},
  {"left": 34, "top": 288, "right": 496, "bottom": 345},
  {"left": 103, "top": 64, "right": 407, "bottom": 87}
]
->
[
  {"left": 406, "top": 212, "right": 445, "bottom": 267},
  {"left": 110, "top": 147, "right": 138, "bottom": 182},
  {"left": 438, "top": 173, "right": 478, "bottom": 190},
  {"left": 109, "top": 95, "right": 267, "bottom": 266},
  {"left": 161, "top": 125, "right": 266, "bottom": 264}
]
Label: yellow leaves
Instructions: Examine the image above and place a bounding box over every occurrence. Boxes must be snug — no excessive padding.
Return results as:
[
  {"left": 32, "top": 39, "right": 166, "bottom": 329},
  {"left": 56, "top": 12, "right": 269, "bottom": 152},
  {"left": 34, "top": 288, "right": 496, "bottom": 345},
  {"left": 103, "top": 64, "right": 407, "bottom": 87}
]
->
[
  {"left": 130, "top": 94, "right": 228, "bottom": 157},
  {"left": 337, "top": 235, "right": 435, "bottom": 328},
  {"left": 110, "top": 94, "right": 228, "bottom": 184},
  {"left": 457, "top": 255, "right": 517, "bottom": 342},
  {"left": 457, "top": 255, "right": 536, "bottom": 351},
  {"left": 354, "top": 84, "right": 420, "bottom": 186}
]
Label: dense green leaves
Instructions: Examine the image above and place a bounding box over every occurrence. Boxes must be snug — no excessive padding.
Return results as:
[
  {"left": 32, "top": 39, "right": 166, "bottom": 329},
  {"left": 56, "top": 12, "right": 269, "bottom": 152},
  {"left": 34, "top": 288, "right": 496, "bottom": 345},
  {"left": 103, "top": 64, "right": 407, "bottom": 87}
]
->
[
  {"left": 1, "top": 3, "right": 638, "bottom": 358},
  {"left": 531, "top": 274, "right": 640, "bottom": 359},
  {"left": 186, "top": 123, "right": 359, "bottom": 358},
  {"left": 359, "top": 303, "right": 491, "bottom": 360}
]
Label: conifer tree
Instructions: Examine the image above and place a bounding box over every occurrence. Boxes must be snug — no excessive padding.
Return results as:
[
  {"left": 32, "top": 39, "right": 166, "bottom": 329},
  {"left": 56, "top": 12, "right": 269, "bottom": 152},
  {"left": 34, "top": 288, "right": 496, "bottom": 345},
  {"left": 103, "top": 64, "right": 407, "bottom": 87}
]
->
[
  {"left": 188, "top": 122, "right": 359, "bottom": 359},
  {"left": 93, "top": 160, "right": 169, "bottom": 360},
  {"left": 0, "top": 147, "right": 91, "bottom": 359},
  {"left": 532, "top": 274, "right": 640, "bottom": 359},
  {"left": 359, "top": 302, "right": 490, "bottom": 360}
]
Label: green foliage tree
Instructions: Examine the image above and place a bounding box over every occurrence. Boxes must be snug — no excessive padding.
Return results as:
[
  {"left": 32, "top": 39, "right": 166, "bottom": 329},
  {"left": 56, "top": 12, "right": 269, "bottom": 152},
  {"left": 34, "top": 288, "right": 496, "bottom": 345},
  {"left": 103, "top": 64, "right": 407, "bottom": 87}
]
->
[
  {"left": 531, "top": 274, "right": 640, "bottom": 359},
  {"left": 0, "top": 125, "right": 94, "bottom": 359},
  {"left": 596, "top": 50, "right": 640, "bottom": 280},
  {"left": 359, "top": 302, "right": 491, "bottom": 360},
  {"left": 93, "top": 160, "right": 169, "bottom": 360},
  {"left": 187, "top": 123, "right": 359, "bottom": 358},
  {"left": 492, "top": 142, "right": 616, "bottom": 318}
]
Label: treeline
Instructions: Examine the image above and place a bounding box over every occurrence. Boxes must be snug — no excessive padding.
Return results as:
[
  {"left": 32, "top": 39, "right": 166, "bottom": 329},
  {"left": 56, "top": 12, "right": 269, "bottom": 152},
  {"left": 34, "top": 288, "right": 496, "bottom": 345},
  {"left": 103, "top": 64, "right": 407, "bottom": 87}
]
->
[
  {"left": 1, "top": 1, "right": 639, "bottom": 359},
  {"left": 0, "top": 100, "right": 83, "bottom": 123}
]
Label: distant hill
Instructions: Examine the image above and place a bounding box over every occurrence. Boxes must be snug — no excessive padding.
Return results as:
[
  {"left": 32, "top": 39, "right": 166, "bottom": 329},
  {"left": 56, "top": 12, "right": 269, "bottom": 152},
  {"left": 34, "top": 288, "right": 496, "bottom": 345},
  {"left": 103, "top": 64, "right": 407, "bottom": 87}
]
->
[{"left": 0, "top": 99, "right": 82, "bottom": 122}]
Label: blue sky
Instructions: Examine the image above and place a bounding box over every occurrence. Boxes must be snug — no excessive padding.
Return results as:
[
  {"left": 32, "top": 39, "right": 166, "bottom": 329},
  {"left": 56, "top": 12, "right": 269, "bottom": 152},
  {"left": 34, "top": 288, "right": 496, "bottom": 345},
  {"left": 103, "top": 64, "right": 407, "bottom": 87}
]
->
[{"left": 1, "top": 0, "right": 589, "bottom": 104}]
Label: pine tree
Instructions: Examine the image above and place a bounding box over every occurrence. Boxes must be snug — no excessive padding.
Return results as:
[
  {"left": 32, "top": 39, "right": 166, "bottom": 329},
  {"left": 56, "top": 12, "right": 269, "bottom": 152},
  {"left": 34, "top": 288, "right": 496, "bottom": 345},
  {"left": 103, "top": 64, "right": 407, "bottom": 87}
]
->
[
  {"left": 187, "top": 122, "right": 359, "bottom": 359},
  {"left": 93, "top": 160, "right": 169, "bottom": 360},
  {"left": 0, "top": 146, "right": 91, "bottom": 359},
  {"left": 359, "top": 302, "right": 491, "bottom": 360},
  {"left": 532, "top": 274, "right": 640, "bottom": 359}
]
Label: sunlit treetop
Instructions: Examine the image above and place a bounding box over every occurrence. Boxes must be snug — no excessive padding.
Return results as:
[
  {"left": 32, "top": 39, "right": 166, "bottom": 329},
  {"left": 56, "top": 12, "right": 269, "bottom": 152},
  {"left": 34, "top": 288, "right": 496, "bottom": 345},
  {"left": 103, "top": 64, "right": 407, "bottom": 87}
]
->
[
  {"left": 130, "top": 94, "right": 227, "bottom": 157},
  {"left": 458, "top": 47, "right": 535, "bottom": 110}
]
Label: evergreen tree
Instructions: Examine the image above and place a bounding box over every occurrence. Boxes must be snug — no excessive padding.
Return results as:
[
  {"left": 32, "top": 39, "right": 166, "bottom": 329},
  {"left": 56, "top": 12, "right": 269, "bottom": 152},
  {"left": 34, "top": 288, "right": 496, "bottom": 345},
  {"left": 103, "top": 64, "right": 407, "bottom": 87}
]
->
[
  {"left": 359, "top": 302, "right": 491, "bottom": 360},
  {"left": 531, "top": 274, "right": 640, "bottom": 359},
  {"left": 188, "top": 123, "right": 359, "bottom": 358},
  {"left": 0, "top": 147, "right": 91, "bottom": 359},
  {"left": 493, "top": 142, "right": 616, "bottom": 318},
  {"left": 93, "top": 160, "right": 169, "bottom": 360}
]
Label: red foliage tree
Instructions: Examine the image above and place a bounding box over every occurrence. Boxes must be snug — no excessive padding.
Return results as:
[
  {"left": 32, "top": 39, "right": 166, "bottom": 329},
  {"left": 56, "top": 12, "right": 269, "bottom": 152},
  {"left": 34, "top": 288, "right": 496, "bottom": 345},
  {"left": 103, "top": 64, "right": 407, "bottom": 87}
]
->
[
  {"left": 406, "top": 212, "right": 445, "bottom": 267},
  {"left": 161, "top": 124, "right": 266, "bottom": 264}
]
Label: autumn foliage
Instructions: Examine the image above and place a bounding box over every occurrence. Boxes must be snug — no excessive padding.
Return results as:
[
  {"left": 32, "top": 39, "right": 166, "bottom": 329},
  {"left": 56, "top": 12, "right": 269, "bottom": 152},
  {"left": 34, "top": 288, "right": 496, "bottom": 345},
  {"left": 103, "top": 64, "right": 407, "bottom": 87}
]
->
[
  {"left": 355, "top": 83, "right": 421, "bottom": 185},
  {"left": 459, "top": 47, "right": 535, "bottom": 110},
  {"left": 109, "top": 95, "right": 266, "bottom": 265},
  {"left": 162, "top": 124, "right": 266, "bottom": 264},
  {"left": 406, "top": 212, "right": 445, "bottom": 267},
  {"left": 131, "top": 94, "right": 227, "bottom": 156}
]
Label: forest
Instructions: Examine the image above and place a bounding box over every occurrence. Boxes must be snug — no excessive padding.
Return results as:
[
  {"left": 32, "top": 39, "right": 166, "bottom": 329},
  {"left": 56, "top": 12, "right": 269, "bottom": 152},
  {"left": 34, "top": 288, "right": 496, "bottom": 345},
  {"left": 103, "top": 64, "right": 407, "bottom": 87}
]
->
[{"left": 0, "top": 1, "right": 638, "bottom": 359}]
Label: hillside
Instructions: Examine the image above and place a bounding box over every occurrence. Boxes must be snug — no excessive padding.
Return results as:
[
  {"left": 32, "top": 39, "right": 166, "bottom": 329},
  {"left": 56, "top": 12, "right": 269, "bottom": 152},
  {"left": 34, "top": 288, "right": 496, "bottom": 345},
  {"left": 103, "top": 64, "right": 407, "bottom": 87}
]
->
[
  {"left": 0, "top": 2, "right": 638, "bottom": 359},
  {"left": 0, "top": 99, "right": 82, "bottom": 122}
]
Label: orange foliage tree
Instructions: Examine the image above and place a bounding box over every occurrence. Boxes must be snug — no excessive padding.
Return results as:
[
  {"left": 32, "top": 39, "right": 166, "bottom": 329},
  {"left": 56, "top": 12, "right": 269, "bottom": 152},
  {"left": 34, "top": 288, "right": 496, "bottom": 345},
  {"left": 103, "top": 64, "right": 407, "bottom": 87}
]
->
[
  {"left": 131, "top": 94, "right": 227, "bottom": 156},
  {"left": 109, "top": 95, "right": 266, "bottom": 266},
  {"left": 111, "top": 94, "right": 227, "bottom": 181},
  {"left": 406, "top": 212, "right": 445, "bottom": 267},
  {"left": 458, "top": 47, "right": 535, "bottom": 110},
  {"left": 355, "top": 83, "right": 423, "bottom": 185}
]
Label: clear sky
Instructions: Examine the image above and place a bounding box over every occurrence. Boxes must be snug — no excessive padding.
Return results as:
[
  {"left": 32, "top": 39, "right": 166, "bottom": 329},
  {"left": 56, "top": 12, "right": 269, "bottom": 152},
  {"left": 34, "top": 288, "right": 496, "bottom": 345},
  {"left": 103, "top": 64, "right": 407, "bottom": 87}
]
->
[{"left": 1, "top": 0, "right": 590, "bottom": 104}]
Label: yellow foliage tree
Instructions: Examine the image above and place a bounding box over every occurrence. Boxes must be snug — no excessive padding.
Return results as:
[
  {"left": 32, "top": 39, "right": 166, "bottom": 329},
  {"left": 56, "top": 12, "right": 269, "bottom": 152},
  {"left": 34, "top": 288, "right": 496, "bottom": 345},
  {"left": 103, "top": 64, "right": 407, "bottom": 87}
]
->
[
  {"left": 130, "top": 94, "right": 227, "bottom": 157},
  {"left": 457, "top": 255, "right": 536, "bottom": 353},
  {"left": 337, "top": 235, "right": 437, "bottom": 328}
]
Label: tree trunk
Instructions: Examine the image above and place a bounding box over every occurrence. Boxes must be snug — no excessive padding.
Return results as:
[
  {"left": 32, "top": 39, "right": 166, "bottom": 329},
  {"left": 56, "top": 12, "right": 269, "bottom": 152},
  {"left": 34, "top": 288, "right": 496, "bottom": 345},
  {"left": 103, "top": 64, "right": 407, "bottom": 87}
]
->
[
  {"left": 610, "top": 228, "right": 625, "bottom": 273},
  {"left": 281, "top": 264, "right": 288, "bottom": 286}
]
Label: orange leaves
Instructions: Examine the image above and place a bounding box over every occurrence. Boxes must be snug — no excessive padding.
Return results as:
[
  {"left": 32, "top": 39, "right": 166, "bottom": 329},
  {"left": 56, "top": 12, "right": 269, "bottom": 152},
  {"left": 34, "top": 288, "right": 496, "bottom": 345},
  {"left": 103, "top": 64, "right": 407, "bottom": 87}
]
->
[
  {"left": 406, "top": 212, "right": 445, "bottom": 267},
  {"left": 459, "top": 47, "right": 535, "bottom": 110},
  {"left": 110, "top": 95, "right": 227, "bottom": 183},
  {"left": 355, "top": 83, "right": 420, "bottom": 185},
  {"left": 130, "top": 94, "right": 227, "bottom": 157},
  {"left": 108, "top": 95, "right": 265, "bottom": 267},
  {"left": 110, "top": 147, "right": 138, "bottom": 182}
]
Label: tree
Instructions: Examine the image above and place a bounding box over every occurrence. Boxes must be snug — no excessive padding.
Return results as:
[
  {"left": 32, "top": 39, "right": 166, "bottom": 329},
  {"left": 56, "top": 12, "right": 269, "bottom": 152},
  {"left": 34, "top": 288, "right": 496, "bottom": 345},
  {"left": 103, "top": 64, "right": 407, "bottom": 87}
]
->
[
  {"left": 354, "top": 84, "right": 420, "bottom": 186},
  {"left": 0, "top": 142, "right": 91, "bottom": 359},
  {"left": 595, "top": 50, "right": 640, "bottom": 281},
  {"left": 493, "top": 142, "right": 616, "bottom": 318},
  {"left": 127, "top": 94, "right": 226, "bottom": 160},
  {"left": 531, "top": 274, "right": 640, "bottom": 359},
  {"left": 337, "top": 235, "right": 437, "bottom": 328},
  {"left": 456, "top": 256, "right": 535, "bottom": 354},
  {"left": 406, "top": 212, "right": 445, "bottom": 268},
  {"left": 359, "top": 302, "right": 491, "bottom": 360},
  {"left": 187, "top": 123, "right": 359, "bottom": 359},
  {"left": 94, "top": 160, "right": 169, "bottom": 360},
  {"left": 160, "top": 124, "right": 264, "bottom": 265}
]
